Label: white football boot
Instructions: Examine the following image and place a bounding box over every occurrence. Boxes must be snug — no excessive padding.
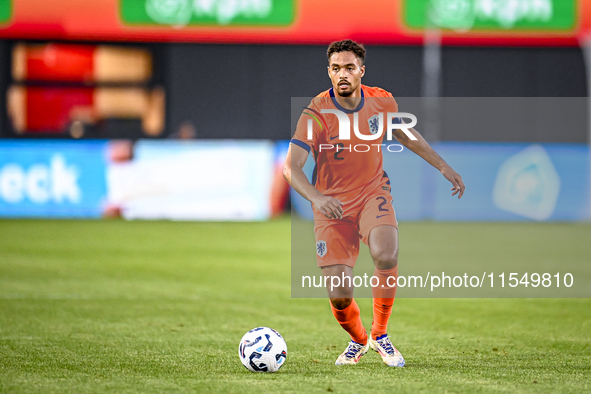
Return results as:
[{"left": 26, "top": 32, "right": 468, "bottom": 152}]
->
[
  {"left": 368, "top": 334, "right": 405, "bottom": 367},
  {"left": 334, "top": 340, "right": 369, "bottom": 365}
]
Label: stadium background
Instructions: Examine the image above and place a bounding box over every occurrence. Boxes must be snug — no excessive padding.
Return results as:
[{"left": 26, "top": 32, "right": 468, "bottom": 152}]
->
[
  {"left": 0, "top": 0, "right": 589, "bottom": 221},
  {"left": 1, "top": 0, "right": 590, "bottom": 392}
]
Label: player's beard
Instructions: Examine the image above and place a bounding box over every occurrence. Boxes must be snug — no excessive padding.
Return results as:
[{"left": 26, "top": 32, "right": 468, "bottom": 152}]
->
[
  {"left": 336, "top": 80, "right": 357, "bottom": 97},
  {"left": 337, "top": 83, "right": 353, "bottom": 97},
  {"left": 337, "top": 88, "right": 353, "bottom": 97}
]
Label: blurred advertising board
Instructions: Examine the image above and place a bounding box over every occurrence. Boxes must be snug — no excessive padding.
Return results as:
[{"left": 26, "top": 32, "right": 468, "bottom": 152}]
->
[
  {"left": 404, "top": 0, "right": 577, "bottom": 32},
  {"left": 106, "top": 140, "right": 276, "bottom": 221},
  {"left": 2, "top": 139, "right": 588, "bottom": 221},
  {"left": 0, "top": 0, "right": 11, "bottom": 23},
  {"left": 0, "top": 140, "right": 109, "bottom": 217},
  {"left": 121, "top": 0, "right": 295, "bottom": 26},
  {"left": 0, "top": 139, "right": 281, "bottom": 220},
  {"left": 0, "top": 0, "right": 589, "bottom": 46},
  {"left": 291, "top": 142, "right": 591, "bottom": 222}
]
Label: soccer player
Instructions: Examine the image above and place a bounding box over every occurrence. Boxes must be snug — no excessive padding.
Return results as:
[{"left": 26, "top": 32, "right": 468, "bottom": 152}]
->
[{"left": 283, "top": 40, "right": 465, "bottom": 366}]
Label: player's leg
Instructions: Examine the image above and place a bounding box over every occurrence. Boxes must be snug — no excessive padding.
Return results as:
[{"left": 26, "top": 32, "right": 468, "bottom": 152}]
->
[
  {"left": 321, "top": 264, "right": 367, "bottom": 345},
  {"left": 368, "top": 224, "right": 399, "bottom": 338},
  {"left": 321, "top": 263, "right": 354, "bottom": 307},
  {"left": 314, "top": 219, "right": 368, "bottom": 364},
  {"left": 359, "top": 194, "right": 399, "bottom": 336},
  {"left": 359, "top": 191, "right": 405, "bottom": 367},
  {"left": 322, "top": 264, "right": 369, "bottom": 365},
  {"left": 366, "top": 225, "right": 405, "bottom": 367}
]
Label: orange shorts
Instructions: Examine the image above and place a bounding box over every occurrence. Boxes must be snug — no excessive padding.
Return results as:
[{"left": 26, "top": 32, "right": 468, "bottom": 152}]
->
[{"left": 313, "top": 186, "right": 398, "bottom": 268}]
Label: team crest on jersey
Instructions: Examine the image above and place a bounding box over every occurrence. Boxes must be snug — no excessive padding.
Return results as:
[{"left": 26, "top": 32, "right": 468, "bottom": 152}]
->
[
  {"left": 316, "top": 240, "right": 327, "bottom": 258},
  {"left": 368, "top": 115, "right": 381, "bottom": 134}
]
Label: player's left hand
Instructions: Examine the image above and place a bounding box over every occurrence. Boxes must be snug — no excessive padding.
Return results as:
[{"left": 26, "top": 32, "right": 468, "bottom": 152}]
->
[{"left": 440, "top": 166, "right": 465, "bottom": 199}]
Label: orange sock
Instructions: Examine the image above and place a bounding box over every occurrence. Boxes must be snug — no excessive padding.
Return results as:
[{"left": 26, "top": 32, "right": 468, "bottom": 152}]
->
[
  {"left": 330, "top": 299, "right": 368, "bottom": 345},
  {"left": 371, "top": 265, "right": 398, "bottom": 339}
]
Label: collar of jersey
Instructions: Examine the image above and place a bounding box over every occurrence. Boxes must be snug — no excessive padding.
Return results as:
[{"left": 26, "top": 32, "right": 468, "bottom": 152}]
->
[{"left": 329, "top": 87, "right": 365, "bottom": 113}]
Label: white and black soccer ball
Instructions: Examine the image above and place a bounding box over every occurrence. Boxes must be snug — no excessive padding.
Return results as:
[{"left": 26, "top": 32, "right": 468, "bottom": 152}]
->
[{"left": 238, "top": 327, "right": 287, "bottom": 373}]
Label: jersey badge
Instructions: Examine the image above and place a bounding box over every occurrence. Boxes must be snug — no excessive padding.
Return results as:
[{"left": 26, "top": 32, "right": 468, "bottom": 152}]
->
[
  {"left": 316, "top": 240, "right": 327, "bottom": 258},
  {"left": 368, "top": 115, "right": 381, "bottom": 135}
]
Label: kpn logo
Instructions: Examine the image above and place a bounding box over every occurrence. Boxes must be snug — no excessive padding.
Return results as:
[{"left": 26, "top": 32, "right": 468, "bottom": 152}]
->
[
  {"left": 303, "top": 107, "right": 417, "bottom": 153},
  {"left": 405, "top": 0, "right": 576, "bottom": 31},
  {"left": 0, "top": 0, "right": 11, "bottom": 23},
  {"left": 121, "top": 0, "right": 295, "bottom": 26}
]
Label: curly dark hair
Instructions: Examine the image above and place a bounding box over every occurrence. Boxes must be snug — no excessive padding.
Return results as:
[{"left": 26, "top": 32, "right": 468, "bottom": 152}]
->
[{"left": 327, "top": 39, "right": 366, "bottom": 66}]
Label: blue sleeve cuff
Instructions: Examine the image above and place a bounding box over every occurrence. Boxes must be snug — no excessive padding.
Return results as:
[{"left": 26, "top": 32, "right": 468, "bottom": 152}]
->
[{"left": 290, "top": 139, "right": 311, "bottom": 153}]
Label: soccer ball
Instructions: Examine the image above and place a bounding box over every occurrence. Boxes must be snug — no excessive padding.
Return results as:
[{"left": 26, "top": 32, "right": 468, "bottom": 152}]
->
[{"left": 238, "top": 327, "right": 287, "bottom": 372}]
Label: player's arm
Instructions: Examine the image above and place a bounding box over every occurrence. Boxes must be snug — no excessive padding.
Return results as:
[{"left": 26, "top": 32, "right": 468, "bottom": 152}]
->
[
  {"left": 392, "top": 127, "right": 465, "bottom": 199},
  {"left": 283, "top": 143, "right": 343, "bottom": 219}
]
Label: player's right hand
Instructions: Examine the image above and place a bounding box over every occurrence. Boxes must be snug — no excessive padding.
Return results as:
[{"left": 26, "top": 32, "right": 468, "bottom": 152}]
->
[{"left": 313, "top": 195, "right": 343, "bottom": 220}]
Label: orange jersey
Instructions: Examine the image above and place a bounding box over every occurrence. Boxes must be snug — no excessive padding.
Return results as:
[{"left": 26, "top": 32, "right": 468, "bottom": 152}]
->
[{"left": 291, "top": 85, "right": 398, "bottom": 207}]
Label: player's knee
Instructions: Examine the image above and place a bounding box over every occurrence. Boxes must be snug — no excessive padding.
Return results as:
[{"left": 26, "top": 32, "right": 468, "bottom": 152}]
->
[
  {"left": 372, "top": 248, "right": 398, "bottom": 270},
  {"left": 330, "top": 298, "right": 352, "bottom": 310}
]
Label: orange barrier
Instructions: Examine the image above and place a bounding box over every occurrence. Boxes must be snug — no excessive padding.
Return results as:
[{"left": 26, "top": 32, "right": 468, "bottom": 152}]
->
[{"left": 0, "top": 0, "right": 589, "bottom": 46}]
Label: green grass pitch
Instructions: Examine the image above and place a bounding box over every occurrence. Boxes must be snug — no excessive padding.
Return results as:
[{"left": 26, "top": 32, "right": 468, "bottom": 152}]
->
[{"left": 1, "top": 217, "right": 590, "bottom": 393}]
